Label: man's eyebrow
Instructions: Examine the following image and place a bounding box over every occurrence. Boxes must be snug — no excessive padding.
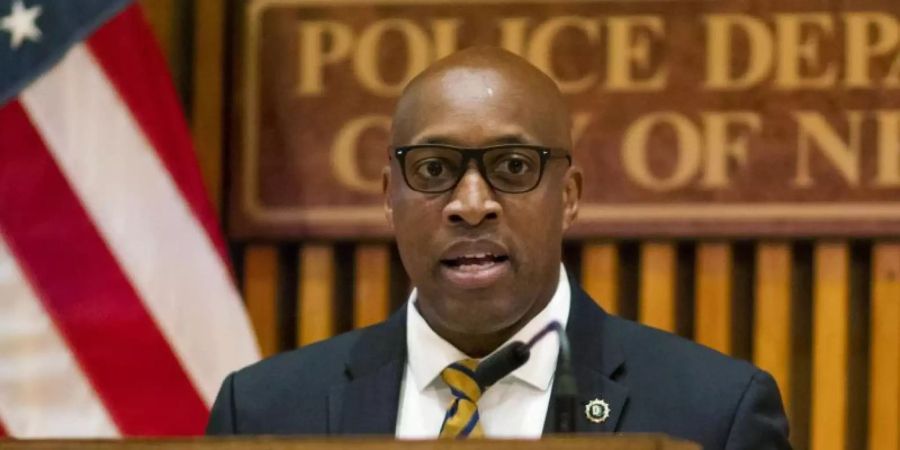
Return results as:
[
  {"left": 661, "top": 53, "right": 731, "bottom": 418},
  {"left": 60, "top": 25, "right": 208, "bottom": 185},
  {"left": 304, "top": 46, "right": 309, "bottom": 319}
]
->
[{"left": 419, "top": 136, "right": 459, "bottom": 145}]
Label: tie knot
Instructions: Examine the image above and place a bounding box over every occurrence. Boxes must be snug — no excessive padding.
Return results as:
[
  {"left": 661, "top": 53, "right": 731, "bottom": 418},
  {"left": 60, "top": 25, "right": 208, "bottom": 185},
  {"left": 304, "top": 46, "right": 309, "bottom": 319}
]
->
[{"left": 441, "top": 359, "right": 482, "bottom": 403}]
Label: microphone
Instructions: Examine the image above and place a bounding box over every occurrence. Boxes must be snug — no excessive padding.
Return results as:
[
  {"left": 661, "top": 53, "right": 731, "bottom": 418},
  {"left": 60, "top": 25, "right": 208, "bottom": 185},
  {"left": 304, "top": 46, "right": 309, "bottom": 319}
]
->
[
  {"left": 472, "top": 320, "right": 577, "bottom": 433},
  {"left": 474, "top": 341, "right": 531, "bottom": 389}
]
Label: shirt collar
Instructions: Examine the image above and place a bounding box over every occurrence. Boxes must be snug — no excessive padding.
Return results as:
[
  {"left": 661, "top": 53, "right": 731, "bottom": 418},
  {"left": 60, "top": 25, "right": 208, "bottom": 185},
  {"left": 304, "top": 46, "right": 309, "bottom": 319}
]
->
[{"left": 405, "top": 264, "right": 571, "bottom": 393}]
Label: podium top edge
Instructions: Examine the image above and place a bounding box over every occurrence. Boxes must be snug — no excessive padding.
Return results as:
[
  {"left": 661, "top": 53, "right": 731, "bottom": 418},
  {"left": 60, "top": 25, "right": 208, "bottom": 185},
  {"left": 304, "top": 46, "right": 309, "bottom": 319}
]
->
[{"left": 0, "top": 435, "right": 700, "bottom": 450}]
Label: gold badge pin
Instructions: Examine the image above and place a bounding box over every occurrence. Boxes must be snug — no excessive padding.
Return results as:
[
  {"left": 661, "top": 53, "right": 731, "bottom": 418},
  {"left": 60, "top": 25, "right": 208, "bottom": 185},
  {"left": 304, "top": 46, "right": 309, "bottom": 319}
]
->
[{"left": 584, "top": 398, "right": 611, "bottom": 424}]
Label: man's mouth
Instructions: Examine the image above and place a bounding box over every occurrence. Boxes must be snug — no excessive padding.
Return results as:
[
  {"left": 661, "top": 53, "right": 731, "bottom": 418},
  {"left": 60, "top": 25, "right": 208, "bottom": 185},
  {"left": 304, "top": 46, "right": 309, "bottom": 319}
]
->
[
  {"left": 440, "top": 253, "right": 510, "bottom": 271},
  {"left": 439, "top": 251, "right": 511, "bottom": 289}
]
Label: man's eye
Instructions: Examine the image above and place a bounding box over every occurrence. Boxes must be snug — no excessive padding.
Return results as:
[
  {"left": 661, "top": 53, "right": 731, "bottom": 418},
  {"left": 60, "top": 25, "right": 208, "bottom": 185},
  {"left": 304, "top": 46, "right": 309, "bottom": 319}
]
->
[
  {"left": 496, "top": 157, "right": 532, "bottom": 175},
  {"left": 416, "top": 160, "right": 448, "bottom": 178}
]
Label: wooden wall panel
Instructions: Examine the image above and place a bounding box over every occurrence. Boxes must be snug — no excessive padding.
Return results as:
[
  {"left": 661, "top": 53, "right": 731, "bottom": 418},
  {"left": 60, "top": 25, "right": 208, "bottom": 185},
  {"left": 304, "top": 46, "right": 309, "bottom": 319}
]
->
[
  {"left": 298, "top": 245, "right": 336, "bottom": 346},
  {"left": 581, "top": 243, "right": 619, "bottom": 314},
  {"left": 753, "top": 243, "right": 794, "bottom": 414},
  {"left": 869, "top": 244, "right": 900, "bottom": 450},
  {"left": 353, "top": 244, "right": 391, "bottom": 328},
  {"left": 243, "top": 246, "right": 279, "bottom": 358},
  {"left": 639, "top": 243, "right": 677, "bottom": 333},
  {"left": 190, "top": 0, "right": 225, "bottom": 211},
  {"left": 695, "top": 243, "right": 732, "bottom": 355},
  {"left": 810, "top": 243, "right": 850, "bottom": 450}
]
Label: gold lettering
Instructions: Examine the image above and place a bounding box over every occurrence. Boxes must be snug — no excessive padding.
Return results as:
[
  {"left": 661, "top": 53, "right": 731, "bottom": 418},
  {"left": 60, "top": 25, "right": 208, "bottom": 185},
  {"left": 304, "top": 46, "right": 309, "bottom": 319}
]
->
[
  {"left": 845, "top": 13, "right": 900, "bottom": 88},
  {"left": 704, "top": 14, "right": 773, "bottom": 90},
  {"left": 432, "top": 19, "right": 462, "bottom": 60},
  {"left": 701, "top": 112, "right": 762, "bottom": 188},
  {"left": 888, "top": 54, "right": 900, "bottom": 88},
  {"left": 876, "top": 111, "right": 900, "bottom": 187},
  {"left": 354, "top": 19, "right": 430, "bottom": 97},
  {"left": 527, "top": 17, "right": 601, "bottom": 94},
  {"left": 499, "top": 18, "right": 530, "bottom": 56},
  {"left": 606, "top": 16, "right": 667, "bottom": 91},
  {"left": 793, "top": 111, "right": 864, "bottom": 187},
  {"left": 296, "top": 21, "right": 353, "bottom": 96},
  {"left": 774, "top": 14, "right": 837, "bottom": 90},
  {"left": 622, "top": 112, "right": 702, "bottom": 191},
  {"left": 331, "top": 115, "right": 391, "bottom": 194}
]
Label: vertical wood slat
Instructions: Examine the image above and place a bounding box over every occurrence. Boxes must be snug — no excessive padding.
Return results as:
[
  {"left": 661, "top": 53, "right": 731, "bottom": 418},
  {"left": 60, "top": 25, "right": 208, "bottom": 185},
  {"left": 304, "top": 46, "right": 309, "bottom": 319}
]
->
[
  {"left": 695, "top": 243, "right": 732, "bottom": 355},
  {"left": 811, "top": 242, "right": 850, "bottom": 450},
  {"left": 190, "top": 0, "right": 225, "bottom": 211},
  {"left": 639, "top": 242, "right": 677, "bottom": 332},
  {"left": 243, "top": 246, "right": 279, "bottom": 358},
  {"left": 581, "top": 243, "right": 619, "bottom": 314},
  {"left": 353, "top": 244, "right": 391, "bottom": 328},
  {"left": 298, "top": 245, "right": 335, "bottom": 346},
  {"left": 753, "top": 243, "right": 794, "bottom": 415},
  {"left": 869, "top": 243, "right": 900, "bottom": 450}
]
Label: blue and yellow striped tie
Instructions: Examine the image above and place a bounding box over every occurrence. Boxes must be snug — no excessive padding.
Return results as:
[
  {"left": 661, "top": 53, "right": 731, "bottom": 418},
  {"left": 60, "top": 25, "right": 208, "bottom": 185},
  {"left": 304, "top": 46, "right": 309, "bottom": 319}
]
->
[{"left": 439, "top": 359, "right": 484, "bottom": 438}]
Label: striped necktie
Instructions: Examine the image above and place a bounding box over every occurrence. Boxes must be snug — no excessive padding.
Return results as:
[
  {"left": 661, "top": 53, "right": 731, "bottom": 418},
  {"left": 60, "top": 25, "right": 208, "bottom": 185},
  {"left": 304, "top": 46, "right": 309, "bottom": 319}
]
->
[{"left": 439, "top": 359, "right": 484, "bottom": 438}]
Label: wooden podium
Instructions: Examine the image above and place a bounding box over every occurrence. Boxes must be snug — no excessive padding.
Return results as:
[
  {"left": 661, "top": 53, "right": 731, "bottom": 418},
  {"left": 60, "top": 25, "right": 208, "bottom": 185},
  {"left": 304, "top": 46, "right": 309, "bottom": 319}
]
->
[{"left": 0, "top": 436, "right": 699, "bottom": 450}]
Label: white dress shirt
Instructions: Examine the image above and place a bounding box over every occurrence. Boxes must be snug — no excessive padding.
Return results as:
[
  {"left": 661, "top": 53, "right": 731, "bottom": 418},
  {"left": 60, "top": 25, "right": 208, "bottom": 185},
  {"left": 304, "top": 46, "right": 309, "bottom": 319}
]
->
[{"left": 395, "top": 265, "right": 571, "bottom": 439}]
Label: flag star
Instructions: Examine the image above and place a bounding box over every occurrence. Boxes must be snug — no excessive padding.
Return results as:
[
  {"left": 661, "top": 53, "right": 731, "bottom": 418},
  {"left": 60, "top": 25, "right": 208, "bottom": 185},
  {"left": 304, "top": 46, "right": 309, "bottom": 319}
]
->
[{"left": 1, "top": 0, "right": 42, "bottom": 49}]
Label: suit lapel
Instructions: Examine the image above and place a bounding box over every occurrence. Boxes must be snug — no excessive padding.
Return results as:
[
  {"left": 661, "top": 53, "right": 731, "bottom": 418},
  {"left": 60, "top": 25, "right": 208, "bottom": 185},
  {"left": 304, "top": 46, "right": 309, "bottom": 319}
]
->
[
  {"left": 544, "top": 281, "right": 630, "bottom": 434},
  {"left": 329, "top": 305, "right": 407, "bottom": 435}
]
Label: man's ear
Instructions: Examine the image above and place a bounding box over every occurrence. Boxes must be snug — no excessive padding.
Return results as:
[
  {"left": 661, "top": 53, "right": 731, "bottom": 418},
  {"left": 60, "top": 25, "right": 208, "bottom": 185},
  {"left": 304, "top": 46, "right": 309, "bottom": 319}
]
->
[
  {"left": 383, "top": 166, "right": 394, "bottom": 229},
  {"left": 562, "top": 165, "right": 583, "bottom": 231}
]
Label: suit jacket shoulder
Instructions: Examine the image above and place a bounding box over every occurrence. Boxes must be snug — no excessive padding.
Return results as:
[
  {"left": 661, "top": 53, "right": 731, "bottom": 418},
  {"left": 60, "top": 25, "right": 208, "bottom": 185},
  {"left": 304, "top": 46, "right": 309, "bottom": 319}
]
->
[
  {"left": 599, "top": 311, "right": 789, "bottom": 449},
  {"left": 207, "top": 325, "right": 368, "bottom": 434}
]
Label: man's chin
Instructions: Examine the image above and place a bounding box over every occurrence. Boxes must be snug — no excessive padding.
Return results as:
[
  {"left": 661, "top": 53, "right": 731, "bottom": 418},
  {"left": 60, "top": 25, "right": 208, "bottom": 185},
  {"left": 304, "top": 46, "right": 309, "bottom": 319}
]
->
[
  {"left": 441, "top": 300, "right": 525, "bottom": 333},
  {"left": 441, "top": 316, "right": 520, "bottom": 339}
]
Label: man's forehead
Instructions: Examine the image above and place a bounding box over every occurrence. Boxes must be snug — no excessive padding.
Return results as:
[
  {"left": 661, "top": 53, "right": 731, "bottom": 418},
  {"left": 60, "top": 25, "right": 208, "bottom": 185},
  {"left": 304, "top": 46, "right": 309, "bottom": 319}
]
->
[
  {"left": 391, "top": 48, "right": 571, "bottom": 147},
  {"left": 428, "top": 67, "right": 506, "bottom": 99}
]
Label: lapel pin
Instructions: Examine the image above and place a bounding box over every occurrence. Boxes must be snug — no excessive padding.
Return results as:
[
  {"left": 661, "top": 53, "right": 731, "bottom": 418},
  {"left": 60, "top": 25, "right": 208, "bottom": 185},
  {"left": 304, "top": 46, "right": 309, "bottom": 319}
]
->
[{"left": 584, "top": 398, "right": 611, "bottom": 424}]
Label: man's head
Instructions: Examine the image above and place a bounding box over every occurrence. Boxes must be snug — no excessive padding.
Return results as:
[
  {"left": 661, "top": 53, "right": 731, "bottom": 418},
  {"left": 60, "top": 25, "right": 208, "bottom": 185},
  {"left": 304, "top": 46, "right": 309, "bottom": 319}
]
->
[{"left": 384, "top": 47, "right": 582, "bottom": 355}]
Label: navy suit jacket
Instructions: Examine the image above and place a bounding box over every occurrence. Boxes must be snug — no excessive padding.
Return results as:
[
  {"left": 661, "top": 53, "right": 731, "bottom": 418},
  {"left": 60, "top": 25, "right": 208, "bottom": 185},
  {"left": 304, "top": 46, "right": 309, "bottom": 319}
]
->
[{"left": 207, "top": 282, "right": 790, "bottom": 449}]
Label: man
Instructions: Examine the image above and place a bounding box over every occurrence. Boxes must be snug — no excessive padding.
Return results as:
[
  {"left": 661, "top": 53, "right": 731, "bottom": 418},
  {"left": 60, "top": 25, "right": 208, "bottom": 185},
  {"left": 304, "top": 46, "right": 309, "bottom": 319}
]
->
[{"left": 207, "top": 47, "right": 790, "bottom": 449}]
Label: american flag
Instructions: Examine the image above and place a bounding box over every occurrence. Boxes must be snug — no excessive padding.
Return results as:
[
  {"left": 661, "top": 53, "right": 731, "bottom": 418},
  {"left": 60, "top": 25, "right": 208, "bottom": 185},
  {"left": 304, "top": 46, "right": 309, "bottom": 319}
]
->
[{"left": 0, "top": 0, "right": 259, "bottom": 437}]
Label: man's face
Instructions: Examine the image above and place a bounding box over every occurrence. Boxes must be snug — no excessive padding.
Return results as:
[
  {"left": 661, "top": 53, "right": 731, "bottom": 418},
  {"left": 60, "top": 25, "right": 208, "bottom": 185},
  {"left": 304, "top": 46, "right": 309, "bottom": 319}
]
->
[{"left": 386, "top": 66, "right": 580, "bottom": 340}]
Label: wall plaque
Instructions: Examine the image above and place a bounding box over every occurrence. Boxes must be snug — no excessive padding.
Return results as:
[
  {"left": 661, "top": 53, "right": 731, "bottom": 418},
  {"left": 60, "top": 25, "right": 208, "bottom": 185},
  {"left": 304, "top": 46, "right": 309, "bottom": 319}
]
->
[{"left": 232, "top": 0, "right": 900, "bottom": 238}]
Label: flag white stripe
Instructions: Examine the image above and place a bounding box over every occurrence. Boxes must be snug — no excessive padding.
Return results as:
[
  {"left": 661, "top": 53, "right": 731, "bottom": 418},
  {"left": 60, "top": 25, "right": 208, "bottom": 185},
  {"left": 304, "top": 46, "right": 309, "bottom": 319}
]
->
[
  {"left": 20, "top": 44, "right": 259, "bottom": 406},
  {"left": 0, "top": 236, "right": 120, "bottom": 438}
]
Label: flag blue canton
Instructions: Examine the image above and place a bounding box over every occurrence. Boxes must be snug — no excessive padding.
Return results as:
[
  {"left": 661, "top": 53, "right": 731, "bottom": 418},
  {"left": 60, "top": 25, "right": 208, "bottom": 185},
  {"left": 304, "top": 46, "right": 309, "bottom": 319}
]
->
[{"left": 0, "top": 0, "right": 130, "bottom": 106}]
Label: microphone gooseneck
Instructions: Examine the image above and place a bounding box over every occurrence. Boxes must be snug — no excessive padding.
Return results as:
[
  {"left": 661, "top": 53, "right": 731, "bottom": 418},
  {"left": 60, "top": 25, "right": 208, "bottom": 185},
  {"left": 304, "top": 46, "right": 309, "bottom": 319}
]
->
[
  {"left": 471, "top": 320, "right": 578, "bottom": 433},
  {"left": 473, "top": 341, "right": 530, "bottom": 390},
  {"left": 543, "top": 322, "right": 577, "bottom": 434}
]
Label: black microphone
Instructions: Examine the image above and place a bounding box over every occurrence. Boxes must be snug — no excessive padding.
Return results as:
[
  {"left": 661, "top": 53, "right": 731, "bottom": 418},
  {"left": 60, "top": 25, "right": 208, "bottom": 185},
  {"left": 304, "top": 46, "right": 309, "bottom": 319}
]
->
[
  {"left": 538, "top": 322, "right": 577, "bottom": 434},
  {"left": 473, "top": 341, "right": 531, "bottom": 390},
  {"left": 472, "top": 320, "right": 577, "bottom": 433}
]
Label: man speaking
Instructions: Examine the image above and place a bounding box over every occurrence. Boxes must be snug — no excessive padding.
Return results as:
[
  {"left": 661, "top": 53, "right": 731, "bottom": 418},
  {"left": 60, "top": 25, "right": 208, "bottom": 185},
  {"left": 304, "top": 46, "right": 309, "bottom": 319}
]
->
[{"left": 207, "top": 47, "right": 790, "bottom": 449}]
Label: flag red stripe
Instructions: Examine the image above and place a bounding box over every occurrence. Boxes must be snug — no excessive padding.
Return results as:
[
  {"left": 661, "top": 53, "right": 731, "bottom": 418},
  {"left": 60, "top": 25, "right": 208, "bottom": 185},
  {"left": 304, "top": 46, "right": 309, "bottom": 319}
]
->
[
  {"left": 0, "top": 101, "right": 209, "bottom": 436},
  {"left": 85, "top": 5, "right": 229, "bottom": 267}
]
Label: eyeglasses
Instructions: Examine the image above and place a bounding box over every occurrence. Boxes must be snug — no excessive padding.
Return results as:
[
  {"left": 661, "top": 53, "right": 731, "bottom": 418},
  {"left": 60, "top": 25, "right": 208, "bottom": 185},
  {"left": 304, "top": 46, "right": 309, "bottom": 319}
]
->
[{"left": 392, "top": 144, "right": 571, "bottom": 194}]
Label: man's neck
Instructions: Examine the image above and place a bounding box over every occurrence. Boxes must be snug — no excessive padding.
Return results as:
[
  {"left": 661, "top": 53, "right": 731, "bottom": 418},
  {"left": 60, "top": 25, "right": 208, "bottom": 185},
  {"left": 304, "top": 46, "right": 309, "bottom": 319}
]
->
[{"left": 416, "top": 278, "right": 559, "bottom": 358}]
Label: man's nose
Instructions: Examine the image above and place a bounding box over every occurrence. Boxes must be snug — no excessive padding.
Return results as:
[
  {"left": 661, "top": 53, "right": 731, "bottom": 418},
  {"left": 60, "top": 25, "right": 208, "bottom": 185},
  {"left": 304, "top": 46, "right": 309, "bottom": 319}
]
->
[{"left": 443, "top": 165, "right": 502, "bottom": 227}]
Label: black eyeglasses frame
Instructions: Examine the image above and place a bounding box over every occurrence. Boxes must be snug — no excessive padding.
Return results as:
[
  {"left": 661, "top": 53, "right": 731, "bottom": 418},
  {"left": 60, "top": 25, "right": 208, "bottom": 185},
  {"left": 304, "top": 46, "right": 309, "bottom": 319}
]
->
[{"left": 391, "top": 143, "right": 572, "bottom": 194}]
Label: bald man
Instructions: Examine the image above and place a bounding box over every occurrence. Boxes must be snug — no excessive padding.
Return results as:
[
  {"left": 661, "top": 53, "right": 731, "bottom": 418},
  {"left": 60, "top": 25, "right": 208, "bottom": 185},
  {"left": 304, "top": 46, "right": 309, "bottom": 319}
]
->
[{"left": 208, "top": 48, "right": 790, "bottom": 449}]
